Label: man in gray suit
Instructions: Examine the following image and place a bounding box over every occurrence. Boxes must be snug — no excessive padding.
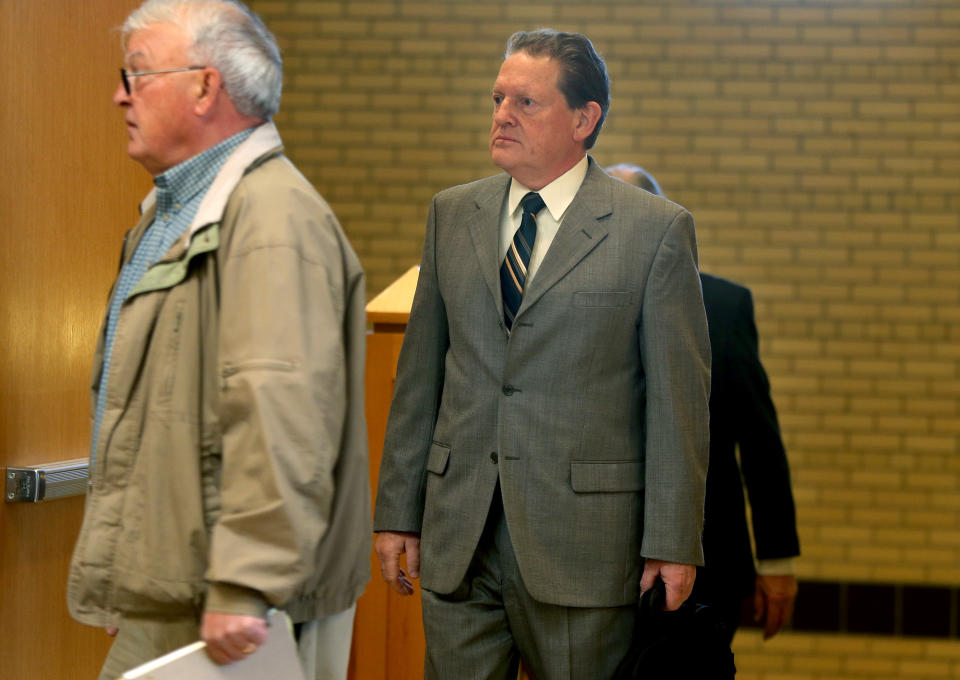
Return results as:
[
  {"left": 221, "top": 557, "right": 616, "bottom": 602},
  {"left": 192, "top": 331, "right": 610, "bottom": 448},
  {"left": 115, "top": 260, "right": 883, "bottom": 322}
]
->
[{"left": 374, "top": 29, "right": 711, "bottom": 679}]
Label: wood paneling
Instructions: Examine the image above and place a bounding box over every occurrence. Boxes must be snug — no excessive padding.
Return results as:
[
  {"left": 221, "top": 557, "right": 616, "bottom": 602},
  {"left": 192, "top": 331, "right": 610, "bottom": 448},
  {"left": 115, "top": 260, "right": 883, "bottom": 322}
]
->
[
  {"left": 351, "top": 329, "right": 428, "bottom": 680},
  {"left": 0, "top": 1, "right": 151, "bottom": 678},
  {"left": 349, "top": 268, "right": 431, "bottom": 679}
]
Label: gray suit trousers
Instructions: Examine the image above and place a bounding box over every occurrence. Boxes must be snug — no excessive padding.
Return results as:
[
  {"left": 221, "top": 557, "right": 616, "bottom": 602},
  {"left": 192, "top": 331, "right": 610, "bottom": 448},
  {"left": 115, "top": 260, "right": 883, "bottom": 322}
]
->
[{"left": 421, "top": 485, "right": 636, "bottom": 680}]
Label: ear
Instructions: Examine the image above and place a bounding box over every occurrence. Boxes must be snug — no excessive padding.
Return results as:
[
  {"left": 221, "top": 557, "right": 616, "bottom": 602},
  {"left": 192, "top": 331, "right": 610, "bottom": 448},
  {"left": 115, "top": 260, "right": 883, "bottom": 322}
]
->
[
  {"left": 193, "top": 67, "right": 222, "bottom": 116},
  {"left": 572, "top": 101, "right": 603, "bottom": 144}
]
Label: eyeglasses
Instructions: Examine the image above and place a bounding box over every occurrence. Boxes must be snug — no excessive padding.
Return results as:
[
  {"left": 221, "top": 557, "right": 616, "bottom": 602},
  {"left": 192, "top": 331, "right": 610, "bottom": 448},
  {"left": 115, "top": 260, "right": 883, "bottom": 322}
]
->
[{"left": 120, "top": 66, "right": 206, "bottom": 95}]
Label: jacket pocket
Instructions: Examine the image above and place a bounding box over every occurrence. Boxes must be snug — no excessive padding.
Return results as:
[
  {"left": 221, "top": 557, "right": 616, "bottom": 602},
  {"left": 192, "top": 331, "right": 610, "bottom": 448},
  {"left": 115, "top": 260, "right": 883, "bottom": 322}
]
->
[
  {"left": 200, "top": 447, "right": 222, "bottom": 531},
  {"left": 426, "top": 442, "right": 450, "bottom": 475},
  {"left": 158, "top": 298, "right": 186, "bottom": 402},
  {"left": 572, "top": 291, "right": 632, "bottom": 307},
  {"left": 221, "top": 359, "right": 298, "bottom": 378},
  {"left": 570, "top": 461, "right": 644, "bottom": 493}
]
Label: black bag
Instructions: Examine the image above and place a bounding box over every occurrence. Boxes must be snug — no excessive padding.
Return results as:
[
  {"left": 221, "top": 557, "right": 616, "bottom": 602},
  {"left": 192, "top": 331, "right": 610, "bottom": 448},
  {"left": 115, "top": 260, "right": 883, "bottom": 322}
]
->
[{"left": 613, "top": 579, "right": 736, "bottom": 679}]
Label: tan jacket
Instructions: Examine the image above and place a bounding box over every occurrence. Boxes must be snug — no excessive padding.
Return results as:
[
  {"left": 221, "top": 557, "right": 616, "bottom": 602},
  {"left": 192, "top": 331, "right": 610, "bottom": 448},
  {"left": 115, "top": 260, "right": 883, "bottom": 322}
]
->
[{"left": 68, "top": 123, "right": 370, "bottom": 626}]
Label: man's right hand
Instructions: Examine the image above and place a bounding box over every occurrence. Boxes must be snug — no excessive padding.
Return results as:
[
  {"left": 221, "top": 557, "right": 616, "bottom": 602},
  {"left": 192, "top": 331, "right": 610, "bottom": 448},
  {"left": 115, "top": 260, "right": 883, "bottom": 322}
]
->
[
  {"left": 753, "top": 573, "right": 798, "bottom": 640},
  {"left": 375, "top": 531, "right": 420, "bottom": 596}
]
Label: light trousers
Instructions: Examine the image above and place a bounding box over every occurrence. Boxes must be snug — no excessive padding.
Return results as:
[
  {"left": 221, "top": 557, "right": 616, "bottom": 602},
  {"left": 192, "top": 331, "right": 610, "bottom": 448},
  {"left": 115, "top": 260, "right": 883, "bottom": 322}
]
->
[{"left": 97, "top": 604, "right": 356, "bottom": 680}]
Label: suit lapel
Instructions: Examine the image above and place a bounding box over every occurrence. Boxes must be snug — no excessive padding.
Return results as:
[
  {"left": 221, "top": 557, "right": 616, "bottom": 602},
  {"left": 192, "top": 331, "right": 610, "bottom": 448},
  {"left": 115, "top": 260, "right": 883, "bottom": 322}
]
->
[
  {"left": 464, "top": 174, "right": 511, "bottom": 315},
  {"left": 518, "top": 161, "right": 612, "bottom": 316}
]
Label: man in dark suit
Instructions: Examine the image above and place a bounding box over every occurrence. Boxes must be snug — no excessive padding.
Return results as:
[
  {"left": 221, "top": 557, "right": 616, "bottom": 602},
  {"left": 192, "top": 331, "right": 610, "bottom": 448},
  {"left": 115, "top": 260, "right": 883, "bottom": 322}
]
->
[
  {"left": 374, "top": 31, "right": 711, "bottom": 679},
  {"left": 608, "top": 163, "right": 801, "bottom": 643},
  {"left": 697, "top": 272, "right": 800, "bottom": 642}
]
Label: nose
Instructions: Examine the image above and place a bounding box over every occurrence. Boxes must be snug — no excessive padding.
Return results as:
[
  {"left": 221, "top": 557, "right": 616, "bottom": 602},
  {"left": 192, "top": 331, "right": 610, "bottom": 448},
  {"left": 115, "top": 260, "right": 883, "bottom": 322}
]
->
[
  {"left": 493, "top": 99, "right": 516, "bottom": 127},
  {"left": 113, "top": 80, "right": 130, "bottom": 106}
]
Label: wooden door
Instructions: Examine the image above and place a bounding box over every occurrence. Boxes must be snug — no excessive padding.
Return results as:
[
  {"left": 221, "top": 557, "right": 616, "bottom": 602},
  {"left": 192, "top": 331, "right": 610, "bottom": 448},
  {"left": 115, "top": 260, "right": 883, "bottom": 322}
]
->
[{"left": 0, "top": 1, "right": 152, "bottom": 678}]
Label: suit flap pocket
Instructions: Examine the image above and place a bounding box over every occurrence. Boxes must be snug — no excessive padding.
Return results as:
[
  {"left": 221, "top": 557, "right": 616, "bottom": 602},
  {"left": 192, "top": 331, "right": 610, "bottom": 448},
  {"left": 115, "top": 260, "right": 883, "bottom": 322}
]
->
[
  {"left": 570, "top": 461, "right": 644, "bottom": 493},
  {"left": 426, "top": 442, "right": 450, "bottom": 475},
  {"left": 573, "top": 291, "right": 632, "bottom": 308}
]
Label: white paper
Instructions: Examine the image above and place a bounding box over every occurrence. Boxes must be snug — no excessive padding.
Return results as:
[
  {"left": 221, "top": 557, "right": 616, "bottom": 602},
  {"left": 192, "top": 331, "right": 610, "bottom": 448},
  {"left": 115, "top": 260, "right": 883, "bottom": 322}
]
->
[{"left": 121, "top": 610, "right": 305, "bottom": 680}]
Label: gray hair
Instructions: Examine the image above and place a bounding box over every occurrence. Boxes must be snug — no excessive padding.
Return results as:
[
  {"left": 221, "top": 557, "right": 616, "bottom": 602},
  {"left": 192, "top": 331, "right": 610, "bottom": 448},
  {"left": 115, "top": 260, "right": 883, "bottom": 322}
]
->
[
  {"left": 123, "top": 0, "right": 282, "bottom": 119},
  {"left": 505, "top": 29, "right": 610, "bottom": 150},
  {"left": 605, "top": 163, "right": 664, "bottom": 197}
]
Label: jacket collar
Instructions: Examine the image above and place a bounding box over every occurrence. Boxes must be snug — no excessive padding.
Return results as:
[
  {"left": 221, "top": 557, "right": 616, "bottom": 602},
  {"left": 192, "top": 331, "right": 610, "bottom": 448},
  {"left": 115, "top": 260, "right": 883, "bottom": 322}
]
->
[
  {"left": 466, "top": 157, "right": 613, "bottom": 326},
  {"left": 127, "top": 122, "right": 283, "bottom": 298},
  {"left": 520, "top": 157, "right": 612, "bottom": 315},
  {"left": 465, "top": 173, "right": 513, "bottom": 312},
  {"left": 138, "top": 121, "right": 284, "bottom": 242}
]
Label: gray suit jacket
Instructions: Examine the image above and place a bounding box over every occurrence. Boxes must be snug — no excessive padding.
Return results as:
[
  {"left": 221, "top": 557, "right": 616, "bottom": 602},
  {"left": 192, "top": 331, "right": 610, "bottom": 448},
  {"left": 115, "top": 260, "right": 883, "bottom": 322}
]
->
[{"left": 374, "top": 159, "right": 710, "bottom": 608}]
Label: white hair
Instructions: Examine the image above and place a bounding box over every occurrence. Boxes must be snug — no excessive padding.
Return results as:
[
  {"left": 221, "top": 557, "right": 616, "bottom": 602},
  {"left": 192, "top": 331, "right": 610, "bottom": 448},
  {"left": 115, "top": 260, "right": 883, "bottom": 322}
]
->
[{"left": 122, "top": 0, "right": 282, "bottom": 119}]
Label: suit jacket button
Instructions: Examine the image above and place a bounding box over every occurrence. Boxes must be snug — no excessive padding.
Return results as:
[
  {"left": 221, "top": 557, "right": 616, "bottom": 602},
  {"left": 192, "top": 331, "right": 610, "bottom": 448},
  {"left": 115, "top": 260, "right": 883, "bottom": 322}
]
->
[{"left": 490, "top": 452, "right": 498, "bottom": 463}]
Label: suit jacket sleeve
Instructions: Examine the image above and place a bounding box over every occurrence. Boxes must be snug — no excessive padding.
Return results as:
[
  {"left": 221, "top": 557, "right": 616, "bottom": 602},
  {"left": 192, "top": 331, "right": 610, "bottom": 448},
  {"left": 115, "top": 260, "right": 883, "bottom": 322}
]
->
[
  {"left": 729, "top": 288, "right": 800, "bottom": 560},
  {"left": 373, "top": 195, "right": 449, "bottom": 533},
  {"left": 637, "top": 209, "right": 711, "bottom": 566}
]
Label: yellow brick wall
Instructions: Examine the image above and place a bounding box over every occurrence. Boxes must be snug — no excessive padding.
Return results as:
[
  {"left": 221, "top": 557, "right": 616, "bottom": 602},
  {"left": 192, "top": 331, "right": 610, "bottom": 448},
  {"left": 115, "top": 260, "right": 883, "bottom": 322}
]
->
[
  {"left": 734, "top": 630, "right": 960, "bottom": 679},
  {"left": 250, "top": 0, "right": 959, "bottom": 673}
]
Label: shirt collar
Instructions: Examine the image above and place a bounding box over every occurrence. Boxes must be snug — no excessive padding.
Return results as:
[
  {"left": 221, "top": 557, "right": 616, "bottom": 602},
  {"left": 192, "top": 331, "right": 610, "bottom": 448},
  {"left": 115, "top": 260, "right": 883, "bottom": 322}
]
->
[
  {"left": 153, "top": 128, "right": 255, "bottom": 206},
  {"left": 507, "top": 155, "right": 589, "bottom": 222}
]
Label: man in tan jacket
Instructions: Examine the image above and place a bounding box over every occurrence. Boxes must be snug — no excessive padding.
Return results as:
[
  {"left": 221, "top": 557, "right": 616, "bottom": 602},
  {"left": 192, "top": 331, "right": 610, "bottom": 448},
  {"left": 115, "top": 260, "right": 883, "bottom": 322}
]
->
[{"left": 68, "top": 1, "right": 370, "bottom": 678}]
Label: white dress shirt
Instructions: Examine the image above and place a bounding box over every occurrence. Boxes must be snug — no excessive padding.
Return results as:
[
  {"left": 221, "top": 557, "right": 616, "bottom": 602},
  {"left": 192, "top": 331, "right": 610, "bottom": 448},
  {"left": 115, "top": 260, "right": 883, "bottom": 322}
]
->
[{"left": 498, "top": 155, "right": 589, "bottom": 285}]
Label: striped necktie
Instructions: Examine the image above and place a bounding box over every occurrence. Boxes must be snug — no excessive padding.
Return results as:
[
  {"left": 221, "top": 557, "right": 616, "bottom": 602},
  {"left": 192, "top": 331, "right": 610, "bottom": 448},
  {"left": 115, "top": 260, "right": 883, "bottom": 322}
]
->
[{"left": 500, "top": 191, "right": 545, "bottom": 331}]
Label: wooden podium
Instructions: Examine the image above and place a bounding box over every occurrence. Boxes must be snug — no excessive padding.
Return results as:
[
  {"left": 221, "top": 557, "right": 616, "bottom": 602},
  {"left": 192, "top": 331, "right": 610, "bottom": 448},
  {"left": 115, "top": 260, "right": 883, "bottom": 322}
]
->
[{"left": 348, "top": 266, "right": 425, "bottom": 680}]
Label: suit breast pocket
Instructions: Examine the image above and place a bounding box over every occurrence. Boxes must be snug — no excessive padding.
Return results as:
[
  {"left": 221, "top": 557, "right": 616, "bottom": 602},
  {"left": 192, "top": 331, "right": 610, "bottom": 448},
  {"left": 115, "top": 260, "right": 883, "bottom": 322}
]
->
[{"left": 572, "top": 291, "right": 633, "bottom": 308}]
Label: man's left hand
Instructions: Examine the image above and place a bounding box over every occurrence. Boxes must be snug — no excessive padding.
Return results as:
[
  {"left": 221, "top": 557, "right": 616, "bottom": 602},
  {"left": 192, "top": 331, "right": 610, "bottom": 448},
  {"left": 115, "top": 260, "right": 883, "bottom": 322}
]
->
[
  {"left": 640, "top": 559, "right": 696, "bottom": 611},
  {"left": 201, "top": 612, "right": 269, "bottom": 665},
  {"left": 753, "top": 574, "right": 797, "bottom": 640}
]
